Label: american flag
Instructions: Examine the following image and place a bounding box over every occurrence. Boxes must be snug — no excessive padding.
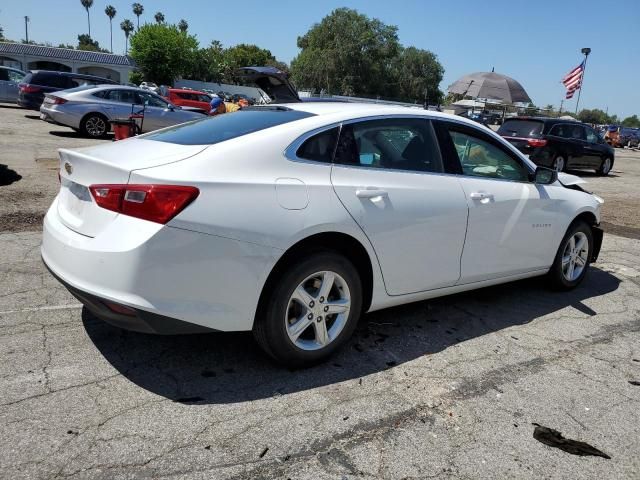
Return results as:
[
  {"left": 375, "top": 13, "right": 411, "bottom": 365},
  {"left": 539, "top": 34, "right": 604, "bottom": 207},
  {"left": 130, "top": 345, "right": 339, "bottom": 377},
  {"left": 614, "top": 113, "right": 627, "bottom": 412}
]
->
[{"left": 562, "top": 62, "right": 585, "bottom": 99}]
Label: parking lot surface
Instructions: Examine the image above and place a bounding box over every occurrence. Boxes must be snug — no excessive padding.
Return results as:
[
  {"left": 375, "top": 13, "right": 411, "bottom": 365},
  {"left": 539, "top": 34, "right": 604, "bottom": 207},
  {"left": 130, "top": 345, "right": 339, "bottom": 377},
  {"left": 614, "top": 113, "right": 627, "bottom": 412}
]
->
[{"left": 1, "top": 105, "right": 639, "bottom": 479}]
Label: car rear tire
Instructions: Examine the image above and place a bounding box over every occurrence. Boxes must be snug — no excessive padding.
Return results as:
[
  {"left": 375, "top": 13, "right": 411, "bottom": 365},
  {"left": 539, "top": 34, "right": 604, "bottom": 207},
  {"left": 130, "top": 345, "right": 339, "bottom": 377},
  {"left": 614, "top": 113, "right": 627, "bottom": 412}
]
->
[
  {"left": 80, "top": 113, "right": 109, "bottom": 138},
  {"left": 554, "top": 156, "right": 566, "bottom": 172},
  {"left": 253, "top": 251, "right": 363, "bottom": 367},
  {"left": 547, "top": 220, "right": 593, "bottom": 290},
  {"left": 597, "top": 157, "right": 612, "bottom": 176}
]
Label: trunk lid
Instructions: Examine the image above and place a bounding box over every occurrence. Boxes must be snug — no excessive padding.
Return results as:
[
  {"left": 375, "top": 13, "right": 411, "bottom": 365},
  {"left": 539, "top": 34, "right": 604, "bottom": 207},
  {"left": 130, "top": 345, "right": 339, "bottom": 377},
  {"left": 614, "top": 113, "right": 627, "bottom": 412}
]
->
[
  {"left": 235, "top": 66, "right": 300, "bottom": 103},
  {"left": 56, "top": 138, "right": 208, "bottom": 237}
]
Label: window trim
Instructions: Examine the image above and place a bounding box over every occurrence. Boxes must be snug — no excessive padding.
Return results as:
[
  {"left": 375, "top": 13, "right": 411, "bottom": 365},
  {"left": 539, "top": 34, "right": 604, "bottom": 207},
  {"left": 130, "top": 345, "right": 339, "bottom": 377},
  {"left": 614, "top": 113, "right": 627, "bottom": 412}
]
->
[
  {"left": 435, "top": 119, "right": 536, "bottom": 184},
  {"left": 285, "top": 114, "right": 447, "bottom": 175}
]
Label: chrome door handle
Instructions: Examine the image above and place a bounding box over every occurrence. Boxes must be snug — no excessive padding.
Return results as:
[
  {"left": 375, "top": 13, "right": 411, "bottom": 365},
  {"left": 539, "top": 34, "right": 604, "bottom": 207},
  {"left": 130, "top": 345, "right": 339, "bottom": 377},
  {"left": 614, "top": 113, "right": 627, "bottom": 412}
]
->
[
  {"left": 469, "top": 191, "right": 494, "bottom": 201},
  {"left": 356, "top": 188, "right": 388, "bottom": 199}
]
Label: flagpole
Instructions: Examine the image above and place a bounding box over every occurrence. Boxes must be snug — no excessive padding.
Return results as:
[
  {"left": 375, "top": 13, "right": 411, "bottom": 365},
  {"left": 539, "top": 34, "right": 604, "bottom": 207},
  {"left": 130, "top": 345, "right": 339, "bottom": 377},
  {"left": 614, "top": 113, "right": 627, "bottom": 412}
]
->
[{"left": 575, "top": 48, "right": 591, "bottom": 114}]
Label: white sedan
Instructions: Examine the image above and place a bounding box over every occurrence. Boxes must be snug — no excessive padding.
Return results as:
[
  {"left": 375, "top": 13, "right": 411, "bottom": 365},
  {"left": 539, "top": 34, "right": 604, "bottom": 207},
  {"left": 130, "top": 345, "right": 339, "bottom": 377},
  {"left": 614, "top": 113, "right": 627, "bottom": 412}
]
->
[{"left": 42, "top": 103, "right": 604, "bottom": 366}]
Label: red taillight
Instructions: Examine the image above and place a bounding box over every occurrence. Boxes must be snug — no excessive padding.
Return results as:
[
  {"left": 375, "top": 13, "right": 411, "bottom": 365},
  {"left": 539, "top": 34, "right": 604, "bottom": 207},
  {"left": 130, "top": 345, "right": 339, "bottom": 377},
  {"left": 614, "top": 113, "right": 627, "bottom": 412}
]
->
[
  {"left": 51, "top": 96, "right": 67, "bottom": 105},
  {"left": 89, "top": 184, "right": 199, "bottom": 224},
  {"left": 527, "top": 138, "right": 548, "bottom": 147},
  {"left": 19, "top": 83, "right": 41, "bottom": 93}
]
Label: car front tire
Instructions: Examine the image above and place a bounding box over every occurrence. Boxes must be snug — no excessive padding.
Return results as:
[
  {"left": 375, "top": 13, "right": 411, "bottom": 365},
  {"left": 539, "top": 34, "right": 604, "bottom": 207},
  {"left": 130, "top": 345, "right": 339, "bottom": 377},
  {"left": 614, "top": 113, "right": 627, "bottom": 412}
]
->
[
  {"left": 547, "top": 220, "right": 593, "bottom": 290},
  {"left": 253, "top": 251, "right": 363, "bottom": 367},
  {"left": 597, "top": 157, "right": 612, "bottom": 176}
]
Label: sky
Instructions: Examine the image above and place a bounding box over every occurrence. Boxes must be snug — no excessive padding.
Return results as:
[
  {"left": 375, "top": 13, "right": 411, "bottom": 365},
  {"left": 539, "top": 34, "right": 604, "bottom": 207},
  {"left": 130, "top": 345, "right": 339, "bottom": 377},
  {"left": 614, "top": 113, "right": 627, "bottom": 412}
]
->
[{"left": 1, "top": 0, "right": 639, "bottom": 118}]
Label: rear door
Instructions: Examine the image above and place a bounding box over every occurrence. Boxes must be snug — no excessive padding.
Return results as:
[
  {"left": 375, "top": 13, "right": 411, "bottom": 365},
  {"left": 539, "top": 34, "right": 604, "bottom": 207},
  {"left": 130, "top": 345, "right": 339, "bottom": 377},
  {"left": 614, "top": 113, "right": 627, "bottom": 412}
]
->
[
  {"left": 562, "top": 124, "right": 588, "bottom": 167},
  {"left": 0, "top": 69, "right": 8, "bottom": 101},
  {"left": 583, "top": 126, "right": 606, "bottom": 168},
  {"left": 330, "top": 117, "right": 469, "bottom": 295},
  {"left": 437, "top": 121, "right": 558, "bottom": 283}
]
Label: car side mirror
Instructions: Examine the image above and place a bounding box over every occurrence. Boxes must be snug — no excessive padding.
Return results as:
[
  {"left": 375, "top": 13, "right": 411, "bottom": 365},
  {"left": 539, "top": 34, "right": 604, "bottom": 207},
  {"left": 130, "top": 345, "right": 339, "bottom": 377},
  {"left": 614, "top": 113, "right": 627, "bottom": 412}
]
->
[{"left": 534, "top": 166, "right": 557, "bottom": 185}]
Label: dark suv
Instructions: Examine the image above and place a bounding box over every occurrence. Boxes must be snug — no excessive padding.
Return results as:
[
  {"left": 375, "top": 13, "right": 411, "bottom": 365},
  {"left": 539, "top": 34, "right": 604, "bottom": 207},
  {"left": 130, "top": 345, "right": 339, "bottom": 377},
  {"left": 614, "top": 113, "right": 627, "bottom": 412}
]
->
[
  {"left": 497, "top": 117, "right": 615, "bottom": 176},
  {"left": 18, "top": 70, "right": 118, "bottom": 110}
]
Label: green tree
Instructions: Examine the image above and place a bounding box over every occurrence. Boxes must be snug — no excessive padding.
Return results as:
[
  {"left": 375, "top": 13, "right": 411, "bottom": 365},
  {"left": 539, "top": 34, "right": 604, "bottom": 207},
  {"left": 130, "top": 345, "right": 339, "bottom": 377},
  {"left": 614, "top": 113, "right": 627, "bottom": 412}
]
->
[
  {"left": 104, "top": 5, "right": 117, "bottom": 53},
  {"left": 80, "top": 0, "right": 94, "bottom": 37},
  {"left": 77, "top": 34, "right": 108, "bottom": 52},
  {"left": 154, "top": 11, "right": 165, "bottom": 24},
  {"left": 129, "top": 70, "right": 143, "bottom": 85},
  {"left": 577, "top": 108, "right": 609, "bottom": 124},
  {"left": 621, "top": 115, "right": 640, "bottom": 128},
  {"left": 120, "top": 19, "right": 134, "bottom": 54},
  {"left": 178, "top": 19, "right": 188, "bottom": 33},
  {"left": 132, "top": 3, "right": 144, "bottom": 29},
  {"left": 391, "top": 46, "right": 444, "bottom": 103},
  {"left": 129, "top": 23, "right": 199, "bottom": 84},
  {"left": 185, "top": 40, "right": 227, "bottom": 82},
  {"left": 291, "top": 8, "right": 401, "bottom": 96}
]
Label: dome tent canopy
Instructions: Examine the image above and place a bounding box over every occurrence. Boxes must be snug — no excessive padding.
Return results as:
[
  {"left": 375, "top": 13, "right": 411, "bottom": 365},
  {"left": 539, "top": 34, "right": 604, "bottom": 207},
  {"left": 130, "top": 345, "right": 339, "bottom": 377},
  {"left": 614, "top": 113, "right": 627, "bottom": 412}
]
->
[{"left": 447, "top": 71, "right": 532, "bottom": 104}]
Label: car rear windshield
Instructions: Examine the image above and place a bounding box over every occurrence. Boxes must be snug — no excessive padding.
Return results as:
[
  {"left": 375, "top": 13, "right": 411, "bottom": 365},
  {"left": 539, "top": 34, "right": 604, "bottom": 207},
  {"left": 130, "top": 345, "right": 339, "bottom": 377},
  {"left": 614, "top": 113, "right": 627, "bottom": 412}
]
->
[
  {"left": 144, "top": 107, "right": 315, "bottom": 145},
  {"left": 498, "top": 120, "right": 544, "bottom": 137}
]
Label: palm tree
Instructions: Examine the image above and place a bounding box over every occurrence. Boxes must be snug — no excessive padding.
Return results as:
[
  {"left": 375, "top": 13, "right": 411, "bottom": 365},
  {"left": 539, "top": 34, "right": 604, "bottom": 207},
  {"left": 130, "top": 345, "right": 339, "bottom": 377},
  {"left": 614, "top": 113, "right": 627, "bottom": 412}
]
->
[
  {"left": 120, "top": 19, "right": 134, "bottom": 54},
  {"left": 154, "top": 11, "right": 165, "bottom": 24},
  {"left": 132, "top": 3, "right": 144, "bottom": 29},
  {"left": 178, "top": 19, "right": 188, "bottom": 33},
  {"left": 80, "top": 0, "right": 94, "bottom": 37},
  {"left": 104, "top": 5, "right": 116, "bottom": 53}
]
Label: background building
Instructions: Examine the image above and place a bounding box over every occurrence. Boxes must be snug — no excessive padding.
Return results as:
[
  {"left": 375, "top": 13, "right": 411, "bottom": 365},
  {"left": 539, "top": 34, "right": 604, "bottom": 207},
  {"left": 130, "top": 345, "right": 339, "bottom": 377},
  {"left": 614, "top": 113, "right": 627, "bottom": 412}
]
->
[{"left": 0, "top": 42, "right": 135, "bottom": 83}]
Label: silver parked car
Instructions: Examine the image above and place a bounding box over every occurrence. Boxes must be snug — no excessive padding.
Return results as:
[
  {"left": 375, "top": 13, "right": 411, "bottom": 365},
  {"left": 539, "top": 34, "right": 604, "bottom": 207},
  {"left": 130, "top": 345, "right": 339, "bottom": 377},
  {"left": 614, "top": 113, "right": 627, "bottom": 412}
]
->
[
  {"left": 0, "top": 66, "right": 26, "bottom": 102},
  {"left": 39, "top": 85, "right": 204, "bottom": 138}
]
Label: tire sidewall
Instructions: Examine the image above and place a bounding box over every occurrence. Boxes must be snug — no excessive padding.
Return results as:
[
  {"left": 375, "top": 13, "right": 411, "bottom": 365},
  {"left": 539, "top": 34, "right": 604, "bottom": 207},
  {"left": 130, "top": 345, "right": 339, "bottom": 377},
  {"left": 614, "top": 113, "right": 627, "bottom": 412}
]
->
[
  {"left": 598, "top": 157, "right": 612, "bottom": 176},
  {"left": 549, "top": 221, "right": 593, "bottom": 289},
  {"left": 260, "top": 252, "right": 363, "bottom": 366},
  {"left": 554, "top": 156, "right": 566, "bottom": 172}
]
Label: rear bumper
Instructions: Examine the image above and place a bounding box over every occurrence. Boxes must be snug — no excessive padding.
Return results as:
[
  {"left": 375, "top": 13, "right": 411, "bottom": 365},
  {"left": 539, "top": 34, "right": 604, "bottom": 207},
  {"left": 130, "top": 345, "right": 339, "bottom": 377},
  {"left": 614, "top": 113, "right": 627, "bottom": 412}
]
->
[
  {"left": 41, "top": 197, "right": 281, "bottom": 332},
  {"left": 18, "top": 93, "right": 44, "bottom": 110},
  {"left": 44, "top": 260, "right": 215, "bottom": 334},
  {"left": 39, "top": 105, "right": 81, "bottom": 129}
]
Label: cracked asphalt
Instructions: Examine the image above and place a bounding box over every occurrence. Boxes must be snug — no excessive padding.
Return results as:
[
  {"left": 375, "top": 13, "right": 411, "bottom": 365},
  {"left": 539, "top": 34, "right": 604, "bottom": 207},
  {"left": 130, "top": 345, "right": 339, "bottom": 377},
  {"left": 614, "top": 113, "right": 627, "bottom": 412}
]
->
[{"left": 1, "top": 105, "right": 640, "bottom": 479}]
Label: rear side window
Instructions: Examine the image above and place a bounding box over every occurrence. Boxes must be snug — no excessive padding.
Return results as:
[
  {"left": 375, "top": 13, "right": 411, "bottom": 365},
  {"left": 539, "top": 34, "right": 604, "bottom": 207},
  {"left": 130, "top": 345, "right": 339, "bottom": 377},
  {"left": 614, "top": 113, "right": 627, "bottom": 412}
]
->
[
  {"left": 498, "top": 120, "right": 544, "bottom": 137},
  {"left": 33, "top": 73, "right": 71, "bottom": 89},
  {"left": 296, "top": 127, "right": 339, "bottom": 163},
  {"left": 145, "top": 108, "right": 315, "bottom": 145},
  {"left": 334, "top": 118, "right": 443, "bottom": 173}
]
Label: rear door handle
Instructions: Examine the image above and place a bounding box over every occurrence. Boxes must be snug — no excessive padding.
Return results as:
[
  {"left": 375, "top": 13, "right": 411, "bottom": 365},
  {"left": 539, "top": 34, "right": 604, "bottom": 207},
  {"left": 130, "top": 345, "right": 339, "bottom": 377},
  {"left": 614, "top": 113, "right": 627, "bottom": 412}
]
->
[
  {"left": 356, "top": 188, "right": 388, "bottom": 199},
  {"left": 469, "top": 191, "right": 494, "bottom": 201}
]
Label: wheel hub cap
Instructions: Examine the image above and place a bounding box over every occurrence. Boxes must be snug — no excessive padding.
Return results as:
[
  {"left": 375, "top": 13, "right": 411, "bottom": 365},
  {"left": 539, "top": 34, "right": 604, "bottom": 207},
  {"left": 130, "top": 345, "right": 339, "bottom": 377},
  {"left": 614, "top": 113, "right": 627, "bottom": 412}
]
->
[
  {"left": 561, "top": 232, "right": 589, "bottom": 281},
  {"left": 285, "top": 271, "right": 351, "bottom": 351}
]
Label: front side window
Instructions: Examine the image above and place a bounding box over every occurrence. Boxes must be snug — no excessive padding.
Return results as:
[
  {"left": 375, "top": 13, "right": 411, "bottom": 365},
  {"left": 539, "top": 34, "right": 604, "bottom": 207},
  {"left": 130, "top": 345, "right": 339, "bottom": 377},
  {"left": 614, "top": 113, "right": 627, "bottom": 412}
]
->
[
  {"left": 334, "top": 118, "right": 443, "bottom": 173},
  {"left": 448, "top": 130, "right": 529, "bottom": 182},
  {"left": 296, "top": 127, "right": 339, "bottom": 163},
  {"left": 106, "top": 89, "right": 138, "bottom": 104},
  {"left": 560, "top": 124, "right": 586, "bottom": 141},
  {"left": 138, "top": 91, "right": 168, "bottom": 108},
  {"left": 585, "top": 127, "right": 599, "bottom": 144}
]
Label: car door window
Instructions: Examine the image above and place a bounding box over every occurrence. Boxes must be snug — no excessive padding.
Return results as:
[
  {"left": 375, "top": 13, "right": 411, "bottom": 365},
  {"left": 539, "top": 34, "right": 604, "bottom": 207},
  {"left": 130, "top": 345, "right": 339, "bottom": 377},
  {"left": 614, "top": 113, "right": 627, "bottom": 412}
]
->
[
  {"left": 106, "top": 89, "right": 139, "bottom": 104},
  {"left": 585, "top": 127, "right": 599, "bottom": 144},
  {"left": 296, "top": 127, "right": 339, "bottom": 163},
  {"left": 138, "top": 92, "right": 168, "bottom": 108},
  {"left": 448, "top": 130, "right": 529, "bottom": 182},
  {"left": 0, "top": 69, "right": 8, "bottom": 81},
  {"left": 8, "top": 70, "right": 24, "bottom": 82},
  {"left": 334, "top": 118, "right": 443, "bottom": 173},
  {"left": 563, "top": 124, "right": 585, "bottom": 141}
]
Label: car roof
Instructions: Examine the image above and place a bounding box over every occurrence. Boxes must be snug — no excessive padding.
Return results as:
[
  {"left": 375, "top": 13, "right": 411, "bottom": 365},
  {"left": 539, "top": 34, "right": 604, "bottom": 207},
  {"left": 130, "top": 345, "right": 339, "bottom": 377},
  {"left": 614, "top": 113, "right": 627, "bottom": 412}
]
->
[
  {"left": 169, "top": 88, "right": 208, "bottom": 95},
  {"left": 275, "top": 102, "right": 497, "bottom": 129}
]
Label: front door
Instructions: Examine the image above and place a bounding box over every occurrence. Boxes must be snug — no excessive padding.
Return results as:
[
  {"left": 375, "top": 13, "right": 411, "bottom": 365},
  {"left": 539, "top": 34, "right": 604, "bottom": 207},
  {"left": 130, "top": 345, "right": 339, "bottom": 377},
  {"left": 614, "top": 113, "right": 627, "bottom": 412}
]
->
[
  {"left": 330, "top": 117, "right": 469, "bottom": 295},
  {"left": 438, "top": 122, "right": 558, "bottom": 283}
]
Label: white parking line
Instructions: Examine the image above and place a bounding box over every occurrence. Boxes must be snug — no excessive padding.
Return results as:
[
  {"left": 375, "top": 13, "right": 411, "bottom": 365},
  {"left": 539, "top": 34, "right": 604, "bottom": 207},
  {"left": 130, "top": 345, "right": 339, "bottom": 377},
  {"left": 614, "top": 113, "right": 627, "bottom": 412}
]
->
[{"left": 0, "top": 304, "right": 83, "bottom": 315}]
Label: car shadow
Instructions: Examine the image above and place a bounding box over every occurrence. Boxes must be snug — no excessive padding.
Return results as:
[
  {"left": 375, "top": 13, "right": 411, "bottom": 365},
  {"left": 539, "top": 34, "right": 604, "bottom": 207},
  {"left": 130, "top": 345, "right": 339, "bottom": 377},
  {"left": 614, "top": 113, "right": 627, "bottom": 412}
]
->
[
  {"left": 0, "top": 104, "right": 23, "bottom": 110},
  {"left": 0, "top": 164, "right": 22, "bottom": 186},
  {"left": 566, "top": 169, "right": 619, "bottom": 178},
  {"left": 83, "top": 267, "right": 620, "bottom": 405},
  {"left": 24, "top": 114, "right": 41, "bottom": 120}
]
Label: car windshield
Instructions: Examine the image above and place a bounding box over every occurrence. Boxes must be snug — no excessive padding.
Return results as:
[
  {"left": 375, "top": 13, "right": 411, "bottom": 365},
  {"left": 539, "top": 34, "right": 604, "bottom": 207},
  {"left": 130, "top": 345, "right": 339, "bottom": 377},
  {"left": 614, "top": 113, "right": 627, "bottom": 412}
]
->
[
  {"left": 498, "top": 120, "right": 544, "bottom": 137},
  {"left": 144, "top": 107, "right": 315, "bottom": 145}
]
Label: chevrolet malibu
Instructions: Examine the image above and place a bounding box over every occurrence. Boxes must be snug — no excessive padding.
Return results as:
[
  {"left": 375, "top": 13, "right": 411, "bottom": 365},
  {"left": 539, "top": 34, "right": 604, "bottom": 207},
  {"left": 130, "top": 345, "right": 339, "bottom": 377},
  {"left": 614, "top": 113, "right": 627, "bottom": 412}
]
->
[{"left": 42, "top": 103, "right": 604, "bottom": 366}]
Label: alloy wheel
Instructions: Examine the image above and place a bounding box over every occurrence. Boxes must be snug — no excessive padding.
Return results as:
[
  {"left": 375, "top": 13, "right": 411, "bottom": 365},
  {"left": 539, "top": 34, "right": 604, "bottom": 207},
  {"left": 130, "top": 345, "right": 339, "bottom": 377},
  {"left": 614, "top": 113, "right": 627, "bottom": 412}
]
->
[
  {"left": 601, "top": 158, "right": 611, "bottom": 174},
  {"left": 86, "top": 116, "right": 106, "bottom": 137},
  {"left": 555, "top": 157, "right": 565, "bottom": 172},
  {"left": 561, "top": 232, "right": 589, "bottom": 282},
  {"left": 284, "top": 271, "right": 351, "bottom": 351}
]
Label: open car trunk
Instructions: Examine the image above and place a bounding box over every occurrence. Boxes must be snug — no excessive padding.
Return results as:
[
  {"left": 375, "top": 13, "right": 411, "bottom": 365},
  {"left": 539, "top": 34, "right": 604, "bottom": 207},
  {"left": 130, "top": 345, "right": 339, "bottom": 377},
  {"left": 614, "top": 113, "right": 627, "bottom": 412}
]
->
[{"left": 235, "top": 66, "right": 300, "bottom": 104}]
